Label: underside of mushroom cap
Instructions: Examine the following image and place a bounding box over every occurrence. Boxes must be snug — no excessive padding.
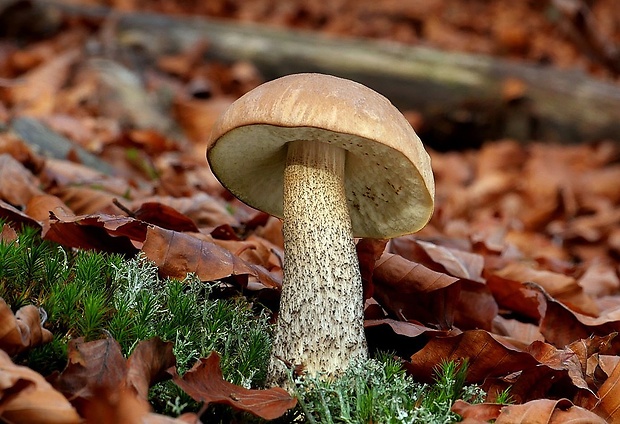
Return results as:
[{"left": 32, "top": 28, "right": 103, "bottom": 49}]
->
[{"left": 207, "top": 73, "right": 435, "bottom": 239}]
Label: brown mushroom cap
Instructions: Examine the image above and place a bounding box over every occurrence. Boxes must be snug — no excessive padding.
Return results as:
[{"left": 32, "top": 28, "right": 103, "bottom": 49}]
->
[{"left": 206, "top": 73, "right": 435, "bottom": 239}]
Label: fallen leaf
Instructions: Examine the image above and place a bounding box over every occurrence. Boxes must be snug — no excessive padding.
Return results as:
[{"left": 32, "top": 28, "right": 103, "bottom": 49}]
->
[
  {"left": 390, "top": 236, "right": 483, "bottom": 279},
  {"left": 528, "top": 283, "right": 620, "bottom": 351},
  {"left": 372, "top": 251, "right": 461, "bottom": 329},
  {"left": 0, "top": 349, "right": 80, "bottom": 423},
  {"left": 81, "top": 386, "right": 150, "bottom": 424},
  {"left": 495, "top": 262, "right": 598, "bottom": 316},
  {"left": 129, "top": 193, "right": 238, "bottom": 229},
  {"left": 0, "top": 154, "right": 43, "bottom": 207},
  {"left": 6, "top": 48, "right": 79, "bottom": 114},
  {"left": 53, "top": 337, "right": 182, "bottom": 423},
  {"left": 495, "top": 398, "right": 606, "bottom": 424},
  {"left": 133, "top": 202, "right": 200, "bottom": 233},
  {"left": 54, "top": 337, "right": 127, "bottom": 404},
  {"left": 170, "top": 352, "right": 296, "bottom": 420},
  {"left": 578, "top": 259, "right": 620, "bottom": 297},
  {"left": 0, "top": 199, "right": 41, "bottom": 229},
  {"left": 141, "top": 225, "right": 281, "bottom": 290},
  {"left": 125, "top": 338, "right": 176, "bottom": 400},
  {"left": 42, "top": 212, "right": 146, "bottom": 254},
  {"left": 486, "top": 272, "right": 544, "bottom": 321},
  {"left": 597, "top": 358, "right": 620, "bottom": 422},
  {"left": 0, "top": 299, "right": 53, "bottom": 356},
  {"left": 24, "top": 194, "right": 74, "bottom": 222},
  {"left": 53, "top": 185, "right": 119, "bottom": 215},
  {"left": 492, "top": 315, "right": 544, "bottom": 347},
  {"left": 365, "top": 318, "right": 461, "bottom": 360},
  {"left": 357, "top": 238, "right": 388, "bottom": 300},
  {"left": 453, "top": 280, "right": 498, "bottom": 331},
  {"left": 452, "top": 400, "right": 502, "bottom": 422},
  {"left": 406, "top": 330, "right": 540, "bottom": 384},
  {"left": 415, "top": 239, "right": 485, "bottom": 282}
]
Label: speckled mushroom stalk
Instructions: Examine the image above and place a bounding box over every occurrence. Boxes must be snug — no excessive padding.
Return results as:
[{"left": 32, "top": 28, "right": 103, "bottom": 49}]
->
[{"left": 267, "top": 139, "right": 367, "bottom": 385}]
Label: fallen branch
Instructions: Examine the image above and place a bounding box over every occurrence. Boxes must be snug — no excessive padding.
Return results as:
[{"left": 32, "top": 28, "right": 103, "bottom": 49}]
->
[{"left": 38, "top": 1, "right": 620, "bottom": 145}]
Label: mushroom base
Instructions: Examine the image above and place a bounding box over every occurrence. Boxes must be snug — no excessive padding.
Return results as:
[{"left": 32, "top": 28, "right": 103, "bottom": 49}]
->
[{"left": 267, "top": 139, "right": 368, "bottom": 387}]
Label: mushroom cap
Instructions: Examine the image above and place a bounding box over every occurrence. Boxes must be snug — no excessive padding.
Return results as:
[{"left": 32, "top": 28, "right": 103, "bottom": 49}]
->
[{"left": 206, "top": 73, "right": 435, "bottom": 239}]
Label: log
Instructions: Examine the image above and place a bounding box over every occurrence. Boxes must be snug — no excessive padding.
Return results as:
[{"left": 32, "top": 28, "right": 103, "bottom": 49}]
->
[{"left": 40, "top": 2, "right": 620, "bottom": 147}]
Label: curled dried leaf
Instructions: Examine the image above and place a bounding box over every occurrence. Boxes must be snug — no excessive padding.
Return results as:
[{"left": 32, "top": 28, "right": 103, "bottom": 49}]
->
[
  {"left": 0, "top": 299, "right": 52, "bottom": 356},
  {"left": 0, "top": 350, "right": 80, "bottom": 423},
  {"left": 170, "top": 352, "right": 296, "bottom": 420}
]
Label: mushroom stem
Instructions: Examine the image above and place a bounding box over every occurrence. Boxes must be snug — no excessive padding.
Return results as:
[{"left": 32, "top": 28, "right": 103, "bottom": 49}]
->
[{"left": 267, "top": 139, "right": 368, "bottom": 386}]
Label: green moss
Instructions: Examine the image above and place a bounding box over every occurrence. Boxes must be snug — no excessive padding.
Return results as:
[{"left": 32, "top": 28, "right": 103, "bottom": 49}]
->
[{"left": 0, "top": 226, "right": 272, "bottom": 415}]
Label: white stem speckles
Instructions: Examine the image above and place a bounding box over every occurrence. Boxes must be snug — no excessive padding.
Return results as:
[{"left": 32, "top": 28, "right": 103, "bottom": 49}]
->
[{"left": 267, "top": 140, "right": 368, "bottom": 386}]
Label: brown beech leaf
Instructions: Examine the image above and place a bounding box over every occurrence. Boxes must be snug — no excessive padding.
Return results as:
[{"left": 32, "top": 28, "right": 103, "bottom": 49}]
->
[
  {"left": 24, "top": 194, "right": 74, "bottom": 222},
  {"left": 53, "top": 186, "right": 120, "bottom": 216},
  {"left": 372, "top": 251, "right": 460, "bottom": 329},
  {"left": 81, "top": 388, "right": 199, "bottom": 424},
  {"left": 578, "top": 259, "right": 620, "bottom": 297},
  {"left": 495, "top": 262, "right": 598, "bottom": 316},
  {"left": 486, "top": 272, "right": 544, "bottom": 321},
  {"left": 494, "top": 398, "right": 606, "bottom": 424},
  {"left": 598, "top": 355, "right": 620, "bottom": 379},
  {"left": 129, "top": 193, "right": 238, "bottom": 230},
  {"left": 0, "top": 154, "right": 44, "bottom": 207},
  {"left": 481, "top": 364, "right": 566, "bottom": 405},
  {"left": 42, "top": 212, "right": 146, "bottom": 254},
  {"left": 567, "top": 334, "right": 617, "bottom": 376},
  {"left": 0, "top": 350, "right": 81, "bottom": 423},
  {"left": 143, "top": 412, "right": 202, "bottom": 424},
  {"left": 417, "top": 239, "right": 484, "bottom": 282},
  {"left": 0, "top": 132, "right": 44, "bottom": 171},
  {"left": 365, "top": 318, "right": 461, "bottom": 360},
  {"left": 81, "top": 386, "right": 151, "bottom": 424},
  {"left": 253, "top": 215, "right": 284, "bottom": 248},
  {"left": 365, "top": 318, "right": 461, "bottom": 339},
  {"left": 54, "top": 337, "right": 127, "bottom": 404},
  {"left": 406, "top": 330, "right": 539, "bottom": 384},
  {"left": 170, "top": 352, "right": 296, "bottom": 420},
  {"left": 6, "top": 48, "right": 79, "bottom": 114},
  {"left": 142, "top": 225, "right": 281, "bottom": 290},
  {"left": 375, "top": 252, "right": 460, "bottom": 293},
  {"left": 452, "top": 400, "right": 502, "bottom": 422},
  {"left": 453, "top": 280, "right": 498, "bottom": 331},
  {"left": 391, "top": 237, "right": 484, "bottom": 282},
  {"left": 481, "top": 339, "right": 597, "bottom": 407},
  {"left": 211, "top": 235, "right": 282, "bottom": 275},
  {"left": 597, "top": 358, "right": 620, "bottom": 422},
  {"left": 53, "top": 337, "right": 182, "bottom": 423},
  {"left": 524, "top": 339, "right": 600, "bottom": 408},
  {"left": 492, "top": 316, "right": 544, "bottom": 347},
  {"left": 526, "top": 340, "right": 575, "bottom": 370},
  {"left": 527, "top": 283, "right": 620, "bottom": 351},
  {"left": 244, "top": 234, "right": 284, "bottom": 276},
  {"left": 126, "top": 338, "right": 176, "bottom": 400},
  {"left": 133, "top": 202, "right": 200, "bottom": 233},
  {"left": 0, "top": 299, "right": 53, "bottom": 356},
  {"left": 0, "top": 199, "right": 41, "bottom": 229},
  {"left": 357, "top": 238, "right": 388, "bottom": 299}
]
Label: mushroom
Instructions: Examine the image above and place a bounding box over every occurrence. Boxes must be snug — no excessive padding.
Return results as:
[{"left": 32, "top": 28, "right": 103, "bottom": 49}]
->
[{"left": 206, "top": 73, "right": 434, "bottom": 385}]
